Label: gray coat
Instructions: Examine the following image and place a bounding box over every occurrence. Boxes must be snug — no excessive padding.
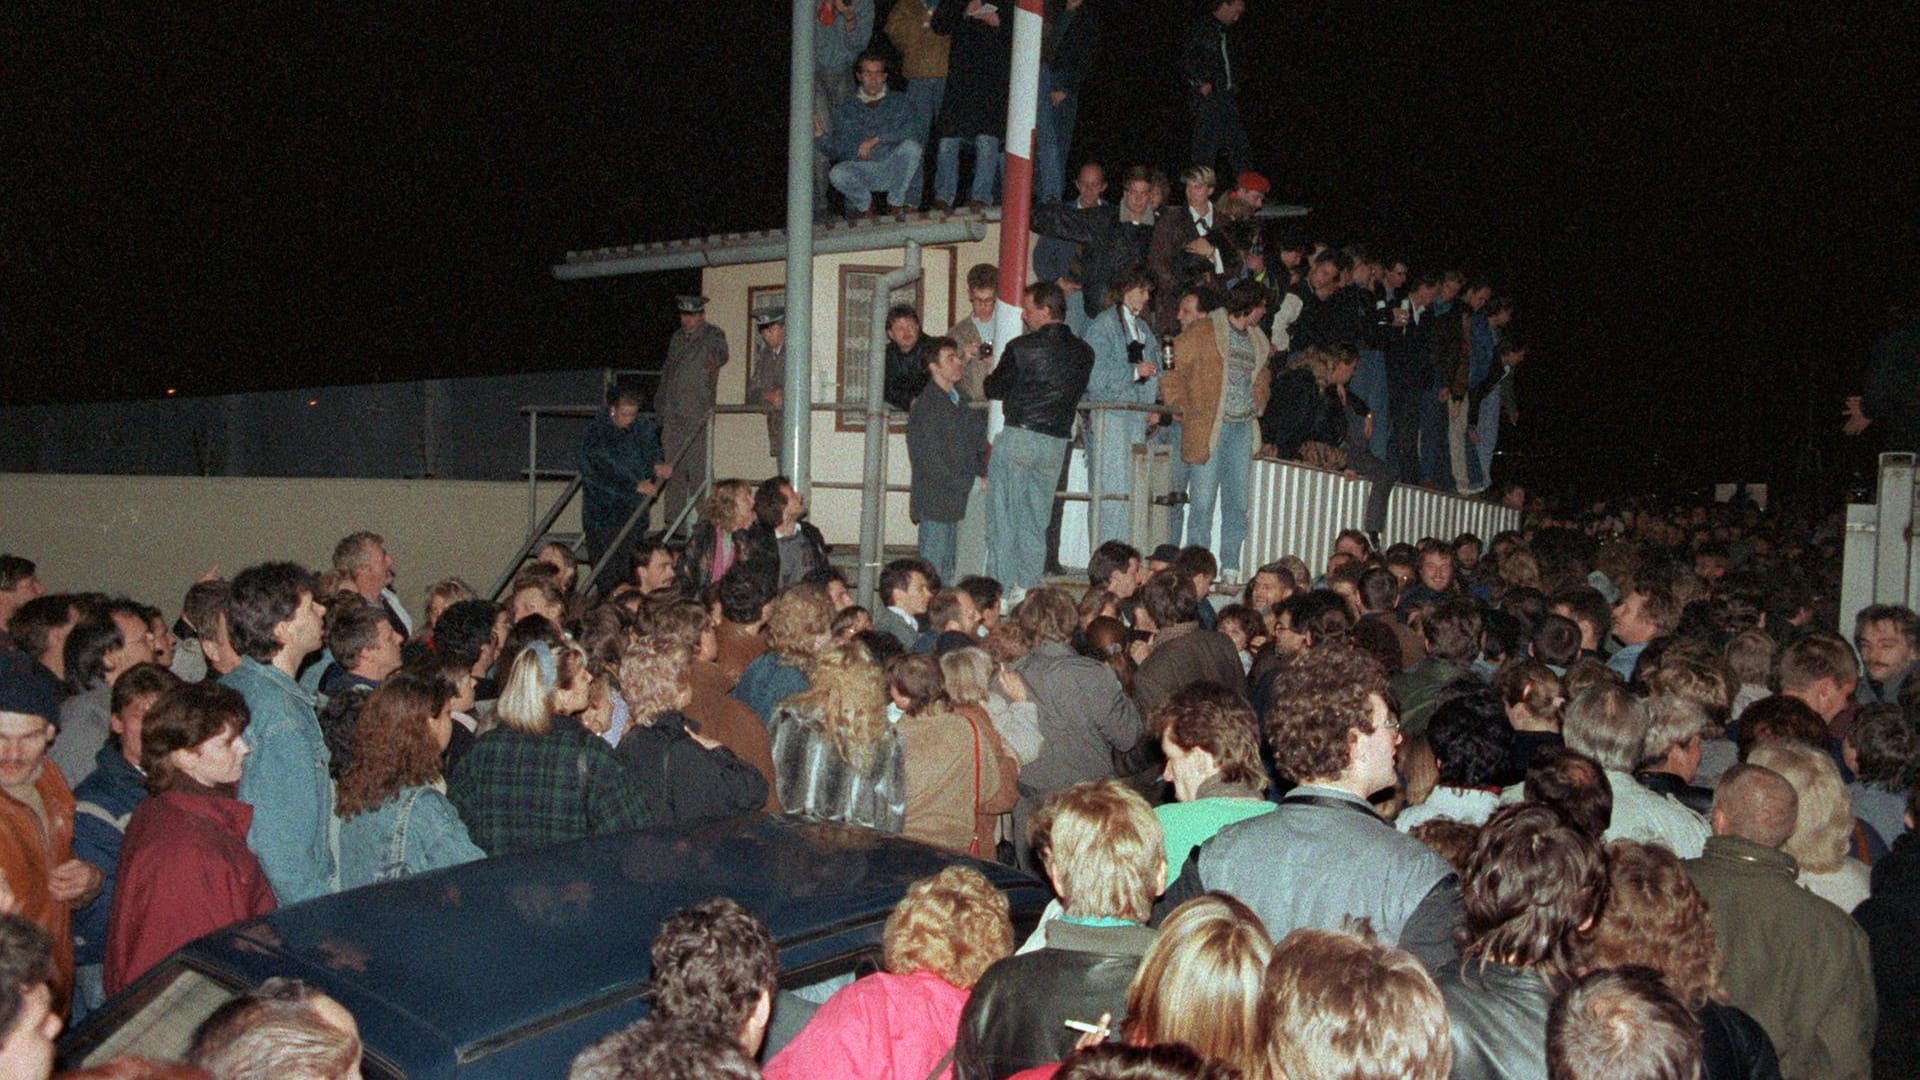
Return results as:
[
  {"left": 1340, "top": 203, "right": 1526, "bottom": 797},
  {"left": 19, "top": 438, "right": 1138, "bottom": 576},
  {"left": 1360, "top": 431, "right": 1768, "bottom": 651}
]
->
[
  {"left": 657, "top": 323, "right": 728, "bottom": 421},
  {"left": 1009, "top": 641, "right": 1143, "bottom": 866},
  {"left": 748, "top": 337, "right": 785, "bottom": 456},
  {"left": 1131, "top": 623, "right": 1246, "bottom": 720},
  {"left": 1183, "top": 786, "right": 1461, "bottom": 973},
  {"left": 906, "top": 382, "right": 987, "bottom": 524}
]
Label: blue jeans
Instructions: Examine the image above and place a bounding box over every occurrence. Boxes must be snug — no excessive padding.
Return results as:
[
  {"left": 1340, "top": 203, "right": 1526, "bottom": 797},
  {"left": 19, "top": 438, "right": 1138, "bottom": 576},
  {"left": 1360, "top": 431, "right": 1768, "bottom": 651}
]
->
[
  {"left": 919, "top": 517, "right": 959, "bottom": 586},
  {"left": 907, "top": 78, "right": 944, "bottom": 141},
  {"left": 1352, "top": 349, "right": 1392, "bottom": 460},
  {"left": 1035, "top": 64, "right": 1081, "bottom": 203},
  {"left": 986, "top": 425, "right": 1067, "bottom": 590},
  {"left": 829, "top": 140, "right": 923, "bottom": 212},
  {"left": 1184, "top": 419, "right": 1254, "bottom": 573},
  {"left": 1086, "top": 408, "right": 1145, "bottom": 547},
  {"left": 936, "top": 134, "right": 1001, "bottom": 206},
  {"left": 72, "top": 963, "right": 106, "bottom": 1026},
  {"left": 904, "top": 78, "right": 943, "bottom": 202}
]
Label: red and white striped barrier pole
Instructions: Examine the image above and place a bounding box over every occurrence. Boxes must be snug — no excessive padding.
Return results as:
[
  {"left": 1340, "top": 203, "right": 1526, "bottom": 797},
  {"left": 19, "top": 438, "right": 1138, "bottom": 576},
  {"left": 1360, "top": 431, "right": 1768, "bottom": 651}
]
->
[{"left": 987, "top": 0, "right": 1045, "bottom": 437}]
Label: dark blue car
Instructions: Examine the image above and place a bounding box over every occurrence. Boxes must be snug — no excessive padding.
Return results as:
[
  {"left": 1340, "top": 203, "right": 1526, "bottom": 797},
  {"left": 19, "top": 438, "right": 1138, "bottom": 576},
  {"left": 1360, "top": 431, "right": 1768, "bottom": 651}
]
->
[{"left": 62, "top": 815, "right": 1050, "bottom": 1078}]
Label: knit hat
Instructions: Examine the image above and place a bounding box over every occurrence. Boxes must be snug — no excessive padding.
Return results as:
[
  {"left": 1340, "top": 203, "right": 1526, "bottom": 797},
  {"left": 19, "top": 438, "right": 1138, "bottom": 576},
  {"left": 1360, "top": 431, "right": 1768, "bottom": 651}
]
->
[{"left": 0, "top": 652, "right": 59, "bottom": 722}]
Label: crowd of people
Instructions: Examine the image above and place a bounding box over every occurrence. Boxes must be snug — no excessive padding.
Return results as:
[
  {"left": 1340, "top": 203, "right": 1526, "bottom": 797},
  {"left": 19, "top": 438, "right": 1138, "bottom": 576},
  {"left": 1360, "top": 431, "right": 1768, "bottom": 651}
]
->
[
  {"left": 0, "top": 479, "right": 1912, "bottom": 1079},
  {"left": 638, "top": 235, "right": 1526, "bottom": 611}
]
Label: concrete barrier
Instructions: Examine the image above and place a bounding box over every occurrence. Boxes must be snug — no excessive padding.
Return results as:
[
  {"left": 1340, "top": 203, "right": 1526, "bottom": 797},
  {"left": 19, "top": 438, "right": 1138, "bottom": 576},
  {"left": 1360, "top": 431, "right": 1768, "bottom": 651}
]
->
[{"left": 0, "top": 473, "right": 579, "bottom": 617}]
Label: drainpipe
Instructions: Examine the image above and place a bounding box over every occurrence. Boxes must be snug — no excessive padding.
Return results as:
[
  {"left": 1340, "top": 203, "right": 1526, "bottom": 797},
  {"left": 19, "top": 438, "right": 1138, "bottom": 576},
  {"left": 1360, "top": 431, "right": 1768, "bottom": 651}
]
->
[
  {"left": 859, "top": 240, "right": 924, "bottom": 608},
  {"left": 986, "top": 0, "right": 1045, "bottom": 437},
  {"left": 783, "top": 0, "right": 816, "bottom": 493}
]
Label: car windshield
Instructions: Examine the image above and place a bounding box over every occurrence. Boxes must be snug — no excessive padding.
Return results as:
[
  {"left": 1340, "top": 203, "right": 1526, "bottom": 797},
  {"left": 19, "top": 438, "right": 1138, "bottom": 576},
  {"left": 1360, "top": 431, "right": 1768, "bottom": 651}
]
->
[
  {"left": 74, "top": 962, "right": 402, "bottom": 1080},
  {"left": 80, "top": 964, "right": 238, "bottom": 1066}
]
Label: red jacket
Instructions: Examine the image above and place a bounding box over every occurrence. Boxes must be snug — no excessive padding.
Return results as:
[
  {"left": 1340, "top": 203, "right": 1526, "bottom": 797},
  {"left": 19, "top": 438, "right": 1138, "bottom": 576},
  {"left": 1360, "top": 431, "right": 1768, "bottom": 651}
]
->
[
  {"left": 764, "top": 969, "right": 971, "bottom": 1080},
  {"left": 0, "top": 762, "right": 78, "bottom": 1011},
  {"left": 105, "top": 788, "right": 277, "bottom": 993}
]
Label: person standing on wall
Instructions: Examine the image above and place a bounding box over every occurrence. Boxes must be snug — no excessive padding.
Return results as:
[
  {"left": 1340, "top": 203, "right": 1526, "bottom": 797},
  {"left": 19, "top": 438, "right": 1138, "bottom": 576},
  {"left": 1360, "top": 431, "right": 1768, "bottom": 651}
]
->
[{"left": 1161, "top": 281, "right": 1271, "bottom": 585}]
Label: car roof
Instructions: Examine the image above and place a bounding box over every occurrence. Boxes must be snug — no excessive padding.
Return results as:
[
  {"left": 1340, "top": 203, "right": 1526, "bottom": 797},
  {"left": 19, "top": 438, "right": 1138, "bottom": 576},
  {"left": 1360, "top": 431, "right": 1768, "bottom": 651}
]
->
[{"left": 162, "top": 814, "right": 1045, "bottom": 1065}]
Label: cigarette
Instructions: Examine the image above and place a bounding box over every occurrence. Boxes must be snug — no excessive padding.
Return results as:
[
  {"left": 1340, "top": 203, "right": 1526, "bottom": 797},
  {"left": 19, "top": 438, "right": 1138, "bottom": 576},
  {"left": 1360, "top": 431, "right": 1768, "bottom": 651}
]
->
[{"left": 1063, "top": 1019, "right": 1110, "bottom": 1036}]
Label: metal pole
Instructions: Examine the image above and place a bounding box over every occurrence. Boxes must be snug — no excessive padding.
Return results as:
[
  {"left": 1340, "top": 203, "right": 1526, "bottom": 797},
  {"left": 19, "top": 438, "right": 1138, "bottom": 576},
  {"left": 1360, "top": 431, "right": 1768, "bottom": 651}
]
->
[
  {"left": 859, "top": 241, "right": 924, "bottom": 609},
  {"left": 527, "top": 407, "right": 540, "bottom": 538},
  {"left": 986, "top": 0, "right": 1045, "bottom": 439},
  {"left": 782, "top": 0, "right": 817, "bottom": 495}
]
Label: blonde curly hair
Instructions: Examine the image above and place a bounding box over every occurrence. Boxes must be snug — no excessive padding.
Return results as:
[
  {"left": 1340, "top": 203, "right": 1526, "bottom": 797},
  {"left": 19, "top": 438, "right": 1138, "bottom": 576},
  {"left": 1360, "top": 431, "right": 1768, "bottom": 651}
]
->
[
  {"left": 783, "top": 642, "right": 889, "bottom": 767},
  {"left": 882, "top": 866, "right": 1013, "bottom": 989}
]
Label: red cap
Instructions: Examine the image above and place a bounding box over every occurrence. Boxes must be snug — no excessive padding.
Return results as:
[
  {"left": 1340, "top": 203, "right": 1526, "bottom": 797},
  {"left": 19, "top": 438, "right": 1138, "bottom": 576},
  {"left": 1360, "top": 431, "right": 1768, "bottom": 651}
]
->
[{"left": 1236, "top": 171, "right": 1271, "bottom": 194}]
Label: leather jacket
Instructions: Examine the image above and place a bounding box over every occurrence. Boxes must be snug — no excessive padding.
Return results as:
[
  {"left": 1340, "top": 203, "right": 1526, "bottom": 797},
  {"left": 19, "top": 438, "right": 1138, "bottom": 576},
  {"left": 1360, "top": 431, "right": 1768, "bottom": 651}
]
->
[
  {"left": 984, "top": 322, "right": 1094, "bottom": 439},
  {"left": 738, "top": 520, "right": 829, "bottom": 588},
  {"left": 954, "top": 920, "right": 1155, "bottom": 1080},
  {"left": 1700, "top": 1000, "right": 1784, "bottom": 1080},
  {"left": 1438, "top": 961, "right": 1554, "bottom": 1080}
]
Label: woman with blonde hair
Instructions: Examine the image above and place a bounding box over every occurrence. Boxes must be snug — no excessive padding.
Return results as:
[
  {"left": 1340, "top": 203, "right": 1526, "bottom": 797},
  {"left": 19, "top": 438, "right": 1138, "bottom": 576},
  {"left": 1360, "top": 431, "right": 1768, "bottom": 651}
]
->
[
  {"left": 614, "top": 637, "right": 769, "bottom": 826},
  {"left": 940, "top": 645, "right": 1042, "bottom": 767},
  {"left": 886, "top": 653, "right": 1020, "bottom": 855},
  {"left": 1586, "top": 840, "right": 1781, "bottom": 1080},
  {"left": 418, "top": 577, "right": 476, "bottom": 647},
  {"left": 447, "top": 638, "right": 651, "bottom": 855},
  {"left": 679, "top": 479, "right": 757, "bottom": 590},
  {"left": 1748, "top": 740, "right": 1872, "bottom": 911},
  {"left": 335, "top": 668, "right": 485, "bottom": 888},
  {"left": 765, "top": 866, "right": 1015, "bottom": 1080},
  {"left": 1000, "top": 893, "right": 1273, "bottom": 1080},
  {"left": 734, "top": 582, "right": 837, "bottom": 725},
  {"left": 768, "top": 642, "right": 906, "bottom": 832}
]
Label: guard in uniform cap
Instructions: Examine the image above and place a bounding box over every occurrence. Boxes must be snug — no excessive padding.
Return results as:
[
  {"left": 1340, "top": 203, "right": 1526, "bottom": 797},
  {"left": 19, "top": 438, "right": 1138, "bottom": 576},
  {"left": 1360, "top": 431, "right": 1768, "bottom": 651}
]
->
[
  {"left": 748, "top": 307, "right": 789, "bottom": 459},
  {"left": 656, "top": 294, "right": 729, "bottom": 526}
]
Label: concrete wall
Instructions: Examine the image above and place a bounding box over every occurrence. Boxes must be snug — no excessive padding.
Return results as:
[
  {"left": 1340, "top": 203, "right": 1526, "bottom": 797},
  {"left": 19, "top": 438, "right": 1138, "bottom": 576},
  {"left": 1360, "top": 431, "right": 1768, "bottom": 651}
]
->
[{"left": 0, "top": 473, "right": 578, "bottom": 616}]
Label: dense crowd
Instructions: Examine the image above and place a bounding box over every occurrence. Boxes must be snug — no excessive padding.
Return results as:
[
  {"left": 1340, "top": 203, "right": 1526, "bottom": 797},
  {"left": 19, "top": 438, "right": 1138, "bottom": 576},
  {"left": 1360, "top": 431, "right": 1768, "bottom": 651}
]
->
[
  {"left": 0, "top": 477, "right": 1913, "bottom": 1079},
  {"left": 0, "top": 4, "right": 1908, "bottom": 1078}
]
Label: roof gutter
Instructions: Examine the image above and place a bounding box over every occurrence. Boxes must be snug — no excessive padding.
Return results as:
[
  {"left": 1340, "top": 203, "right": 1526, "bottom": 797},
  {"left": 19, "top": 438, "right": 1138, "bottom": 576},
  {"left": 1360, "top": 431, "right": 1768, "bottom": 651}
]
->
[{"left": 551, "top": 218, "right": 988, "bottom": 281}]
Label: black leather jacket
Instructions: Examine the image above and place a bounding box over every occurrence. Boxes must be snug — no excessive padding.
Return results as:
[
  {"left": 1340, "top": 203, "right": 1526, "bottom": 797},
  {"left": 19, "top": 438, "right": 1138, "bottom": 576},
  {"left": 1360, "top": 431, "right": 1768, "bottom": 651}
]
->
[
  {"left": 884, "top": 337, "right": 929, "bottom": 414},
  {"left": 1700, "top": 1000, "right": 1783, "bottom": 1080},
  {"left": 737, "top": 519, "right": 829, "bottom": 588},
  {"left": 983, "top": 322, "right": 1094, "bottom": 439},
  {"left": 954, "top": 920, "right": 1154, "bottom": 1080},
  {"left": 1438, "top": 961, "right": 1554, "bottom": 1080}
]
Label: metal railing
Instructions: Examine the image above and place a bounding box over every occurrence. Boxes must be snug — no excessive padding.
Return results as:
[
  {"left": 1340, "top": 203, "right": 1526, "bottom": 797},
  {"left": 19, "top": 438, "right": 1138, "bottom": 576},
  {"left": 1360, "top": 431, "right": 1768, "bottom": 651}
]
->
[{"left": 500, "top": 394, "right": 1518, "bottom": 604}]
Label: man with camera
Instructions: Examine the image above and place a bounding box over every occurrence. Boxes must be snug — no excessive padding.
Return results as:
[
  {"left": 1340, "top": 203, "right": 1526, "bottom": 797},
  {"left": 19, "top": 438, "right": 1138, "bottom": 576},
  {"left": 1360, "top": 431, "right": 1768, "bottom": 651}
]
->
[{"left": 1081, "top": 266, "right": 1162, "bottom": 546}]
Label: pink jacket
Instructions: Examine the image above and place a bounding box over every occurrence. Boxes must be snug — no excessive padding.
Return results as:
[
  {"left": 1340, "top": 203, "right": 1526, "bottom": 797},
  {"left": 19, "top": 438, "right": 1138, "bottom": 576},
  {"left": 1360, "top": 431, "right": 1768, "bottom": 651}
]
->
[{"left": 765, "top": 969, "right": 970, "bottom": 1080}]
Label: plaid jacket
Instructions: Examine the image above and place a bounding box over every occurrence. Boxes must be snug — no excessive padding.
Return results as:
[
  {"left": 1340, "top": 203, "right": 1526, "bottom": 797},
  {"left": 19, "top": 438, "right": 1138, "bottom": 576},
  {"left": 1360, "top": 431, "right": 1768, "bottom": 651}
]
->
[{"left": 447, "top": 727, "right": 651, "bottom": 856}]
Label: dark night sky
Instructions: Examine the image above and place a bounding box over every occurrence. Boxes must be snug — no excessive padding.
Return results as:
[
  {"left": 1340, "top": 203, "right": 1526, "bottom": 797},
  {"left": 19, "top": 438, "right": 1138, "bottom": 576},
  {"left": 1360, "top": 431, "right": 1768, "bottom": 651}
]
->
[{"left": 8, "top": 3, "right": 1917, "bottom": 499}]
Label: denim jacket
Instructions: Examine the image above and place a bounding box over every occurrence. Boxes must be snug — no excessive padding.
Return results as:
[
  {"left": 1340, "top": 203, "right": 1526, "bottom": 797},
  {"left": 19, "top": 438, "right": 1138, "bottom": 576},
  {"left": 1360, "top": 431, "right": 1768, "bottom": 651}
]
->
[
  {"left": 224, "top": 658, "right": 339, "bottom": 903},
  {"left": 337, "top": 785, "right": 485, "bottom": 890}
]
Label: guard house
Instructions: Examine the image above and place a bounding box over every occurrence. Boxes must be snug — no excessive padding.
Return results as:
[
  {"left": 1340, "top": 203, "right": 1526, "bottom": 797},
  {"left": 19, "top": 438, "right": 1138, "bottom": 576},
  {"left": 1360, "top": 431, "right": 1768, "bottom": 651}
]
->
[
  {"left": 555, "top": 208, "right": 1518, "bottom": 576},
  {"left": 557, "top": 210, "right": 1002, "bottom": 557}
]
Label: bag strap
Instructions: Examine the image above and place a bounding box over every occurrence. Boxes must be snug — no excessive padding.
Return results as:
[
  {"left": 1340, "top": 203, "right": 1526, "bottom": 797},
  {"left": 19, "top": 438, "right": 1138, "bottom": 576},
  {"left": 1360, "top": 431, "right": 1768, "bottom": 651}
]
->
[
  {"left": 964, "top": 711, "right": 983, "bottom": 857},
  {"left": 923, "top": 1047, "right": 957, "bottom": 1080}
]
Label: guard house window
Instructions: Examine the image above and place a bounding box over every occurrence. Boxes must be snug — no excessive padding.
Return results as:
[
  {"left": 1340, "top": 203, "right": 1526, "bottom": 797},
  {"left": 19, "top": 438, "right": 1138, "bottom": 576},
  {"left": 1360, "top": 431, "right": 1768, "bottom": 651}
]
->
[{"left": 837, "top": 265, "right": 923, "bottom": 432}]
